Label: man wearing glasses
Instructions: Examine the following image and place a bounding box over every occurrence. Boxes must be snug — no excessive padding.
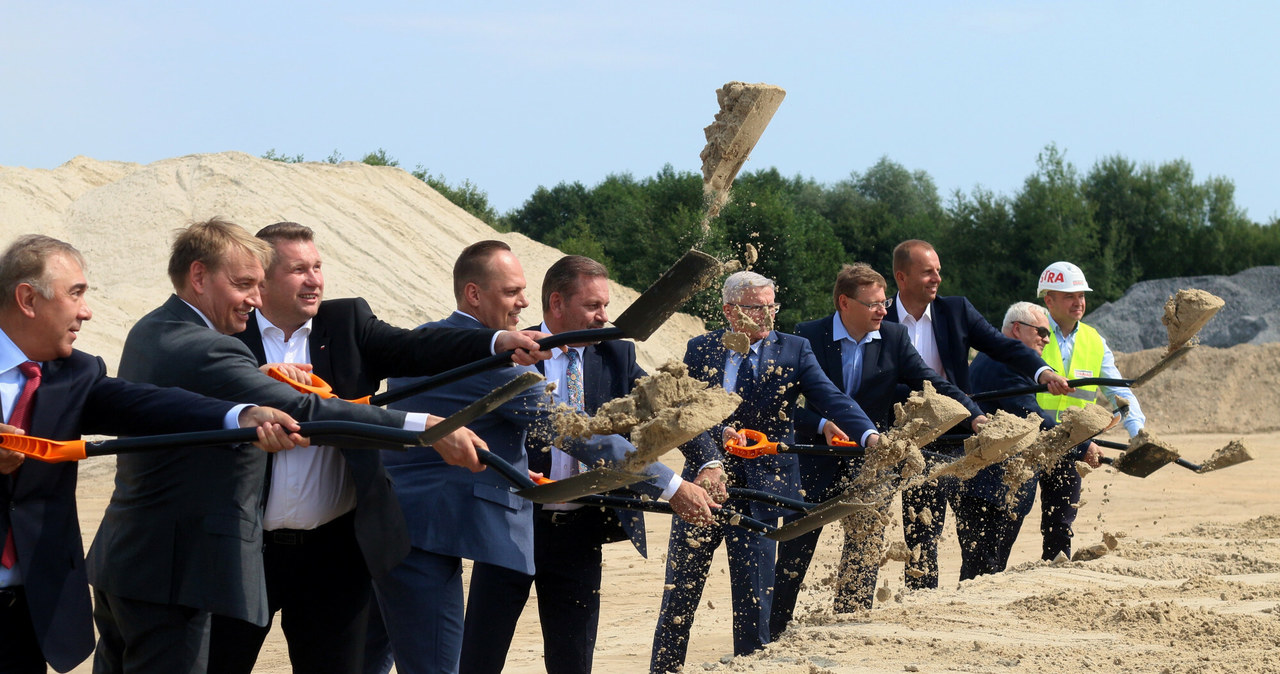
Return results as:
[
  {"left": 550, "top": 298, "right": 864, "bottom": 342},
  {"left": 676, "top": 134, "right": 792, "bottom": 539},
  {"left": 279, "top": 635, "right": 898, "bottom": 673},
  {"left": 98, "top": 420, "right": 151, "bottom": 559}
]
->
[
  {"left": 956, "top": 300, "right": 1103, "bottom": 577},
  {"left": 651, "top": 271, "right": 880, "bottom": 674},
  {"left": 771, "top": 262, "right": 986, "bottom": 636}
]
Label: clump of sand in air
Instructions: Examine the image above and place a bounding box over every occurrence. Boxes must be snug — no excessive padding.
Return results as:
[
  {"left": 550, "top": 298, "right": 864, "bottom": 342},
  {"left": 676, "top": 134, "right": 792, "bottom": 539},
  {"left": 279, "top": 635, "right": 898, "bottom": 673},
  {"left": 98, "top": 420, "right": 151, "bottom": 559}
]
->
[
  {"left": 699, "top": 82, "right": 786, "bottom": 237},
  {"left": 1162, "top": 289, "right": 1224, "bottom": 353}
]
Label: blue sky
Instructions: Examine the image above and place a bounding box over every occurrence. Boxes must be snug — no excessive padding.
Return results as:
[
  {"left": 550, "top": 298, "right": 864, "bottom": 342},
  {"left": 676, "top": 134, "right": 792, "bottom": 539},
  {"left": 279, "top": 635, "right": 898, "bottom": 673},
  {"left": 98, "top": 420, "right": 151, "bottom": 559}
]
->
[{"left": 3, "top": 1, "right": 1278, "bottom": 221}]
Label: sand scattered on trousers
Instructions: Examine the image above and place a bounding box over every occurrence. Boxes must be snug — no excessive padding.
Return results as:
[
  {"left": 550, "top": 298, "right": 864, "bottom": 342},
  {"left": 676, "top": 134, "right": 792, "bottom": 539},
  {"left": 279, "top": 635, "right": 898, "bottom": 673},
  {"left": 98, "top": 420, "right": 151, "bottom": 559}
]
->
[
  {"left": 551, "top": 360, "right": 740, "bottom": 467},
  {"left": 1162, "top": 288, "right": 1226, "bottom": 352}
]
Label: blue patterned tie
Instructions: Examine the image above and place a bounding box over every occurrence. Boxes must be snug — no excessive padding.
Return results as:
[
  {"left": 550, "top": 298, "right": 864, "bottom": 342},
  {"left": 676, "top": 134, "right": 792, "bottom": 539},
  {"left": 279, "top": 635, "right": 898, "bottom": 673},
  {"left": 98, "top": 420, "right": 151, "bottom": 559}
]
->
[{"left": 565, "top": 349, "right": 587, "bottom": 474}]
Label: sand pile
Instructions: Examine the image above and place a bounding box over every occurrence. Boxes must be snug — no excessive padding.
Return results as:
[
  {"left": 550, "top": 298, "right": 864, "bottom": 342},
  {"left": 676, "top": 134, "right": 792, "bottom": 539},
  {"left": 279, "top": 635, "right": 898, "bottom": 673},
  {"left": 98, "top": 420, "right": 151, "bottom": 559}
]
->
[
  {"left": 0, "top": 152, "right": 708, "bottom": 374},
  {"left": 1090, "top": 266, "right": 1280, "bottom": 351},
  {"left": 1114, "top": 342, "right": 1280, "bottom": 434}
]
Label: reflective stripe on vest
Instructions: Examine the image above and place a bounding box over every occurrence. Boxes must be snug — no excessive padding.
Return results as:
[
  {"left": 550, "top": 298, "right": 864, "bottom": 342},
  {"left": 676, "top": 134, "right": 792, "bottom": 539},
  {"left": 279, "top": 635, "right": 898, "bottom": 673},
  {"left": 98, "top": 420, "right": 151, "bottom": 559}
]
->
[{"left": 1036, "top": 322, "right": 1105, "bottom": 422}]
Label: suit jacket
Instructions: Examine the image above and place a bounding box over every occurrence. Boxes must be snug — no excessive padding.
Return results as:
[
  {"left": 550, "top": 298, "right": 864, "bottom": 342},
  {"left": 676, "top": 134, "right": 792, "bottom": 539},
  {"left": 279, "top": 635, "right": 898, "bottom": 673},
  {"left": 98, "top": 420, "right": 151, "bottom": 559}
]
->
[
  {"left": 792, "top": 316, "right": 983, "bottom": 496},
  {"left": 527, "top": 328, "right": 693, "bottom": 557},
  {"left": 964, "top": 352, "right": 1069, "bottom": 512},
  {"left": 883, "top": 295, "right": 1046, "bottom": 396},
  {"left": 381, "top": 312, "right": 641, "bottom": 573},
  {"left": 231, "top": 297, "right": 496, "bottom": 578},
  {"left": 1, "top": 349, "right": 235, "bottom": 672},
  {"left": 87, "top": 295, "right": 413, "bottom": 626},
  {"left": 680, "top": 329, "right": 876, "bottom": 519}
]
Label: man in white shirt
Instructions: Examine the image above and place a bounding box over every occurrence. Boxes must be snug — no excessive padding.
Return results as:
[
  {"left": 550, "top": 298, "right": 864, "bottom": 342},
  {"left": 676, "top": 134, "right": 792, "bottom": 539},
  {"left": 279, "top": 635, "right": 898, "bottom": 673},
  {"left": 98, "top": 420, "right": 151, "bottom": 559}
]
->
[
  {"left": 208, "top": 223, "right": 552, "bottom": 673},
  {"left": 884, "top": 239, "right": 1072, "bottom": 590}
]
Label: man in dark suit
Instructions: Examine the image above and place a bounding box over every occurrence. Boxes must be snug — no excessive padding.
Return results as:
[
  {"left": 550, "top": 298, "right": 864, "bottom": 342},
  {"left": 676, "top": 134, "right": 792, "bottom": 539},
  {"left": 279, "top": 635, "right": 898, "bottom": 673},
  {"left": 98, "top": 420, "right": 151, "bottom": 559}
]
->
[
  {"left": 87, "top": 219, "right": 517, "bottom": 674},
  {"left": 460, "top": 254, "right": 717, "bottom": 674},
  {"left": 884, "top": 240, "right": 1071, "bottom": 590},
  {"left": 0, "top": 235, "right": 301, "bottom": 674},
  {"left": 366, "top": 245, "right": 704, "bottom": 674},
  {"left": 770, "top": 263, "right": 985, "bottom": 635},
  {"left": 959, "top": 301, "right": 1102, "bottom": 579},
  {"left": 208, "top": 224, "right": 550, "bottom": 672},
  {"left": 650, "top": 271, "right": 882, "bottom": 674}
]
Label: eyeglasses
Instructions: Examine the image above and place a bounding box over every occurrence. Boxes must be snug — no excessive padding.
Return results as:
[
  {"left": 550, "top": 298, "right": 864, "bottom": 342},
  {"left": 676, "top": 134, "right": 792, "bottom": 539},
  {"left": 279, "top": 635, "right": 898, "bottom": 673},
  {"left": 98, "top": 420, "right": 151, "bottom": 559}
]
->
[
  {"left": 730, "top": 303, "right": 781, "bottom": 313},
  {"left": 851, "top": 297, "right": 893, "bottom": 311},
  {"left": 1014, "top": 321, "right": 1051, "bottom": 339}
]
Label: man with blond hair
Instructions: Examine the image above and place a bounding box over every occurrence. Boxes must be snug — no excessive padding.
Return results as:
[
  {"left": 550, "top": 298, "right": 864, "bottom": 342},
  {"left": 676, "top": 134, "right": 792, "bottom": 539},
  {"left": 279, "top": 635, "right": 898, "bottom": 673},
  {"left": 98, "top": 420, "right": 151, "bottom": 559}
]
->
[{"left": 87, "top": 219, "right": 515, "bottom": 674}]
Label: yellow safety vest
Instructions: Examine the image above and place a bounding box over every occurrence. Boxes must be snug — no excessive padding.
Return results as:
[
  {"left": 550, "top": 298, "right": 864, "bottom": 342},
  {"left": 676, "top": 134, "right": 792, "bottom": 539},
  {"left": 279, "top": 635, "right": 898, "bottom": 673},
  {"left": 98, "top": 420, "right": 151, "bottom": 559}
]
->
[{"left": 1037, "top": 321, "right": 1104, "bottom": 422}]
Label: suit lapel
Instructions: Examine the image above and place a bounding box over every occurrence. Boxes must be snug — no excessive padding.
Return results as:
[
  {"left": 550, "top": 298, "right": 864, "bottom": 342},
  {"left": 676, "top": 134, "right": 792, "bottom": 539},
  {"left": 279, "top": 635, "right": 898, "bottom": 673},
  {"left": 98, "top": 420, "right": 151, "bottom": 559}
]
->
[
  {"left": 581, "top": 345, "right": 607, "bottom": 414},
  {"left": 14, "top": 358, "right": 72, "bottom": 497},
  {"left": 861, "top": 336, "right": 883, "bottom": 390},
  {"left": 308, "top": 320, "right": 334, "bottom": 382},
  {"left": 816, "top": 318, "right": 843, "bottom": 387},
  {"left": 930, "top": 300, "right": 958, "bottom": 380}
]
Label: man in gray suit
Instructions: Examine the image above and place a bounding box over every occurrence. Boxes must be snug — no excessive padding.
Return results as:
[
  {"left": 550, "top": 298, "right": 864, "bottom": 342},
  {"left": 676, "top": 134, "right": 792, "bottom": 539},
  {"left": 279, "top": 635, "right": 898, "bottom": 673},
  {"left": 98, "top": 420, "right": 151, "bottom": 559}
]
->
[{"left": 87, "top": 219, "right": 524, "bottom": 674}]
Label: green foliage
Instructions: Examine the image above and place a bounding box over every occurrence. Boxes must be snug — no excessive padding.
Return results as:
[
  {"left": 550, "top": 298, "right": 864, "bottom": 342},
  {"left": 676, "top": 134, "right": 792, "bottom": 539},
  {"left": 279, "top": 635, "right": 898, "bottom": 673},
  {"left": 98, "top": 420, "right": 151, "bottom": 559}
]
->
[
  {"left": 413, "top": 166, "right": 500, "bottom": 227},
  {"left": 261, "top": 149, "right": 305, "bottom": 163},
  {"left": 360, "top": 148, "right": 399, "bottom": 167}
]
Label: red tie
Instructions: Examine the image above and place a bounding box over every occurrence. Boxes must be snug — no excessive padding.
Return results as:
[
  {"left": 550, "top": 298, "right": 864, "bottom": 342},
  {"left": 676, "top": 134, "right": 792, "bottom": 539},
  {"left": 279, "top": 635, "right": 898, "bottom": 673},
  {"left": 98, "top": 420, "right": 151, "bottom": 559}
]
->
[{"left": 2, "top": 361, "right": 41, "bottom": 569}]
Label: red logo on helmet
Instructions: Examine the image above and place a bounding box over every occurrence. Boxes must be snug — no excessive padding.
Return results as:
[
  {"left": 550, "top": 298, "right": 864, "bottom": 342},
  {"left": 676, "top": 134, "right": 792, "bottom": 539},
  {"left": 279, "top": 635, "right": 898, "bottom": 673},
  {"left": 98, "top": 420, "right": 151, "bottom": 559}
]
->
[{"left": 1041, "top": 270, "right": 1065, "bottom": 284}]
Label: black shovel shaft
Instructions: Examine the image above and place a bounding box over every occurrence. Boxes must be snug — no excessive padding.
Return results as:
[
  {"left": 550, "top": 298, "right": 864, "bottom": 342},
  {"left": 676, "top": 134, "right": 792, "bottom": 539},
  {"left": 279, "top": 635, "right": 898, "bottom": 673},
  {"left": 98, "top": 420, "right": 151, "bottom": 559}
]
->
[
  {"left": 784, "top": 444, "right": 866, "bottom": 457},
  {"left": 1095, "top": 439, "right": 1202, "bottom": 472},
  {"left": 82, "top": 421, "right": 420, "bottom": 457},
  {"left": 475, "top": 450, "right": 775, "bottom": 534},
  {"left": 369, "top": 327, "right": 628, "bottom": 406},
  {"left": 970, "top": 377, "right": 1135, "bottom": 402},
  {"left": 726, "top": 487, "right": 814, "bottom": 513}
]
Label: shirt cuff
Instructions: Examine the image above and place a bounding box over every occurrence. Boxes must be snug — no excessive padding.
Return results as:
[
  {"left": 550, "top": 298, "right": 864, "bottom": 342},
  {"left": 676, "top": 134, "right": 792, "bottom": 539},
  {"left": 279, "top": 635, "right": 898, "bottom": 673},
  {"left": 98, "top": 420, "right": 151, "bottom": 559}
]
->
[
  {"left": 223, "top": 404, "right": 252, "bottom": 430},
  {"left": 859, "top": 430, "right": 877, "bottom": 447},
  {"left": 818, "top": 418, "right": 828, "bottom": 434},
  {"left": 1033, "top": 365, "right": 1053, "bottom": 383},
  {"left": 489, "top": 331, "right": 501, "bottom": 355},
  {"left": 404, "top": 413, "right": 429, "bottom": 432},
  {"left": 660, "top": 474, "right": 683, "bottom": 501}
]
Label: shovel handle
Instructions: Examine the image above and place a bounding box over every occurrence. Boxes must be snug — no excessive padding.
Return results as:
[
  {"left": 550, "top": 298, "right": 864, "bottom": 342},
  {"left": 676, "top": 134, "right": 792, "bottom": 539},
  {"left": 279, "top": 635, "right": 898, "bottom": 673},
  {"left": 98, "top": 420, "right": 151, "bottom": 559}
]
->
[
  {"left": 724, "top": 429, "right": 779, "bottom": 459},
  {"left": 369, "top": 327, "right": 627, "bottom": 407},
  {"left": 970, "top": 377, "right": 1136, "bottom": 402},
  {"left": 267, "top": 367, "right": 373, "bottom": 405}
]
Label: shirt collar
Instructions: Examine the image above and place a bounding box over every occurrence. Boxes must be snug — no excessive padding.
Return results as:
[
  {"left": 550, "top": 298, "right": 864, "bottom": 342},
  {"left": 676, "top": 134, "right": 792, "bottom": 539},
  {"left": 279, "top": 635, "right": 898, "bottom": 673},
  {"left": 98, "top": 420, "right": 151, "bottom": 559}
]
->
[
  {"left": 831, "top": 313, "right": 880, "bottom": 346},
  {"left": 451, "top": 310, "right": 484, "bottom": 328},
  {"left": 179, "top": 298, "right": 217, "bottom": 330},
  {"left": 893, "top": 293, "right": 933, "bottom": 323},
  {"left": 0, "top": 328, "right": 31, "bottom": 374},
  {"left": 1047, "top": 314, "right": 1077, "bottom": 338},
  {"left": 542, "top": 320, "right": 585, "bottom": 360},
  {"left": 255, "top": 310, "right": 312, "bottom": 342}
]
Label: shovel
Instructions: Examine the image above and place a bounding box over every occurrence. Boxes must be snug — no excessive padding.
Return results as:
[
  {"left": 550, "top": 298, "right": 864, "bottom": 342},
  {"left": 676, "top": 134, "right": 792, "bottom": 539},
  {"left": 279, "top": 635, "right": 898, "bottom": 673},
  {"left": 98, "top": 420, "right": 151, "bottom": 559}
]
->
[
  {"left": 969, "top": 346, "right": 1195, "bottom": 403},
  {"left": 2, "top": 373, "right": 545, "bottom": 463},
  {"left": 1095, "top": 438, "right": 1253, "bottom": 475},
  {"left": 725, "top": 429, "right": 956, "bottom": 464},
  {"left": 474, "top": 448, "right": 776, "bottom": 535},
  {"left": 0, "top": 420, "right": 421, "bottom": 463},
  {"left": 296, "top": 248, "right": 721, "bottom": 407}
]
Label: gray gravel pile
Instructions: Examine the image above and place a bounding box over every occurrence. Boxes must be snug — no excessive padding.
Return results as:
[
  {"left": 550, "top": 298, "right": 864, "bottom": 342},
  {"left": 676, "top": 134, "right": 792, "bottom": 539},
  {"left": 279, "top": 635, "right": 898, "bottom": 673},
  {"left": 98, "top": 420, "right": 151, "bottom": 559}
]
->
[{"left": 1088, "top": 266, "right": 1280, "bottom": 352}]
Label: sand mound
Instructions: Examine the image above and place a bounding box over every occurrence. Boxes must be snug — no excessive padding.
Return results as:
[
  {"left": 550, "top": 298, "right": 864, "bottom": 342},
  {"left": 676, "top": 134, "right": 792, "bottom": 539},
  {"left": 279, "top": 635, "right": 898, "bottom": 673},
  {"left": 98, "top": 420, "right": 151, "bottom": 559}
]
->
[
  {"left": 0, "top": 152, "right": 707, "bottom": 374},
  {"left": 1114, "top": 343, "right": 1280, "bottom": 434}
]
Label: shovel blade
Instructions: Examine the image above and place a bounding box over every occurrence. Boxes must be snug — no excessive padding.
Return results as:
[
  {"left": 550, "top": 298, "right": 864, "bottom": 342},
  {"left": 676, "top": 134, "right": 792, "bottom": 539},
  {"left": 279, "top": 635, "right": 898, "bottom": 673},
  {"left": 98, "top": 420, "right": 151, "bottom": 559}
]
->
[
  {"left": 515, "top": 468, "right": 650, "bottom": 504},
  {"left": 612, "top": 250, "right": 722, "bottom": 341},
  {"left": 1110, "top": 441, "right": 1180, "bottom": 478},
  {"left": 1197, "top": 440, "right": 1254, "bottom": 473},
  {"left": 765, "top": 499, "right": 876, "bottom": 542}
]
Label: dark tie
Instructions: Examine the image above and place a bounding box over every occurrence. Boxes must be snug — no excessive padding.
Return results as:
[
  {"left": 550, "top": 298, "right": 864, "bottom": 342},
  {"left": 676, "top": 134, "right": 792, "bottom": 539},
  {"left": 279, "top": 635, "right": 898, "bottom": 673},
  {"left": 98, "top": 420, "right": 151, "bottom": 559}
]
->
[
  {"left": 2, "top": 361, "right": 41, "bottom": 569},
  {"left": 735, "top": 351, "right": 757, "bottom": 400}
]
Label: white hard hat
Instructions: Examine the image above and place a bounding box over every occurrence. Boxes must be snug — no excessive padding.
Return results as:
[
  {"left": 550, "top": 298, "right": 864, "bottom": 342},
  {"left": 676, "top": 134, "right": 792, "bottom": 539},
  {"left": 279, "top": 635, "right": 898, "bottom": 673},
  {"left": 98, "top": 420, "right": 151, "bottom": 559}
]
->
[{"left": 1037, "top": 261, "right": 1091, "bottom": 297}]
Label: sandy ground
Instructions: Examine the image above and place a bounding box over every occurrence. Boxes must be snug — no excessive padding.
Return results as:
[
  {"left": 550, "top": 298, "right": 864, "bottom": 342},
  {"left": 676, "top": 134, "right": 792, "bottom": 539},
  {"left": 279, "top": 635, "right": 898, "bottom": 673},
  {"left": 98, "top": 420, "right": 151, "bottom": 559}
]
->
[{"left": 69, "top": 430, "right": 1278, "bottom": 674}]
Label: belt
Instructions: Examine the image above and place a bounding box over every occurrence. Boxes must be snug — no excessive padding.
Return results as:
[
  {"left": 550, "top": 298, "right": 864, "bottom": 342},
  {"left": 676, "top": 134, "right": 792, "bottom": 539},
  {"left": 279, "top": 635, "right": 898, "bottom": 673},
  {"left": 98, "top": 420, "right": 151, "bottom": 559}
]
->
[
  {"left": 538, "top": 508, "right": 585, "bottom": 525},
  {"left": 264, "top": 510, "right": 355, "bottom": 546}
]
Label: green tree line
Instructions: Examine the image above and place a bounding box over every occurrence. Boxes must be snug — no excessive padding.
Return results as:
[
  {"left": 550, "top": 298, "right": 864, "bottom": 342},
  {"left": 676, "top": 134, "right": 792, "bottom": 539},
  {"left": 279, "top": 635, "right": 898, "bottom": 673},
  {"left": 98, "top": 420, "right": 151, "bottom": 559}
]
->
[{"left": 264, "top": 145, "right": 1279, "bottom": 329}]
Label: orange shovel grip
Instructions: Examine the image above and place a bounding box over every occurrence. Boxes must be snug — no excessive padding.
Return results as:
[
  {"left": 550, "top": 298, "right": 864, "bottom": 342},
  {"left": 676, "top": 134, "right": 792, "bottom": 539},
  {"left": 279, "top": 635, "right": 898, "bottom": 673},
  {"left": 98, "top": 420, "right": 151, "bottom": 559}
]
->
[
  {"left": 0, "top": 433, "right": 87, "bottom": 462},
  {"left": 724, "top": 428, "right": 780, "bottom": 459},
  {"left": 267, "top": 366, "right": 371, "bottom": 405}
]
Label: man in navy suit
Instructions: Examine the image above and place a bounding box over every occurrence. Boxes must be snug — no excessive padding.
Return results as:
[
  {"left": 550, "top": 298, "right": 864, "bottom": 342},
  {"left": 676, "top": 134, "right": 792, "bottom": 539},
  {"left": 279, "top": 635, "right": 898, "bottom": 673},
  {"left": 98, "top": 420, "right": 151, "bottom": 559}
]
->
[
  {"left": 771, "top": 263, "right": 985, "bottom": 635},
  {"left": 0, "top": 235, "right": 300, "bottom": 674},
  {"left": 210, "top": 224, "right": 550, "bottom": 673},
  {"left": 458, "top": 253, "right": 717, "bottom": 674},
  {"left": 958, "top": 301, "right": 1102, "bottom": 579},
  {"left": 650, "top": 271, "right": 882, "bottom": 674},
  {"left": 884, "top": 240, "right": 1071, "bottom": 589}
]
